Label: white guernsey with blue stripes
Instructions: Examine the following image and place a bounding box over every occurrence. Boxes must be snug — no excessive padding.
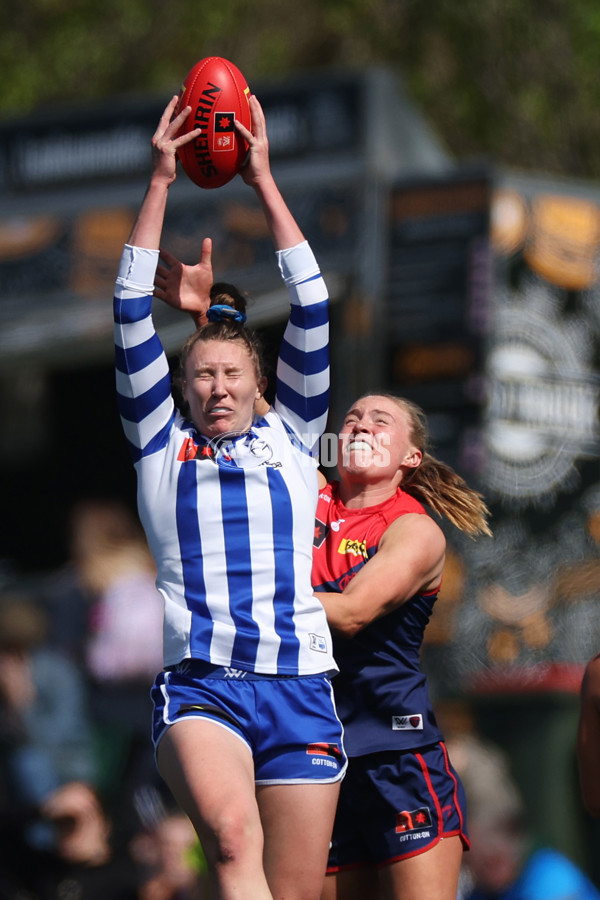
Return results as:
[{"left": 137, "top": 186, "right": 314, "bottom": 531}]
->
[{"left": 114, "top": 240, "right": 336, "bottom": 677}]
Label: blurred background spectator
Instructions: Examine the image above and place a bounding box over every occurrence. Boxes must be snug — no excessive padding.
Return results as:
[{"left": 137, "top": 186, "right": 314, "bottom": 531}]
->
[
  {"left": 450, "top": 731, "right": 600, "bottom": 900},
  {"left": 0, "top": 779, "right": 142, "bottom": 899},
  {"left": 130, "top": 787, "right": 209, "bottom": 900},
  {"left": 0, "top": 590, "right": 97, "bottom": 816},
  {"left": 42, "top": 498, "right": 165, "bottom": 835}
]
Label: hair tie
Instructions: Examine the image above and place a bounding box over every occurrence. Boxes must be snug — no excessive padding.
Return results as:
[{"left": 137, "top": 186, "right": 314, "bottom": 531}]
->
[{"left": 206, "top": 304, "right": 247, "bottom": 324}]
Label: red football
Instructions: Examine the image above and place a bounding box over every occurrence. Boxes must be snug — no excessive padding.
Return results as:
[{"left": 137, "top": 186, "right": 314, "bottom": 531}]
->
[{"left": 175, "top": 57, "right": 252, "bottom": 189}]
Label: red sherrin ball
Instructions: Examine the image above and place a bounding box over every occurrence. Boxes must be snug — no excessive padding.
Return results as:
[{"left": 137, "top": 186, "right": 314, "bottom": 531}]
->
[{"left": 175, "top": 57, "right": 251, "bottom": 189}]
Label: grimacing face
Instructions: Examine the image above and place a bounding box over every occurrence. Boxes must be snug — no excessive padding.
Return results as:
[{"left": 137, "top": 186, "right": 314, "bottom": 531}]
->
[
  {"left": 182, "top": 338, "right": 267, "bottom": 439},
  {"left": 338, "top": 395, "right": 422, "bottom": 482}
]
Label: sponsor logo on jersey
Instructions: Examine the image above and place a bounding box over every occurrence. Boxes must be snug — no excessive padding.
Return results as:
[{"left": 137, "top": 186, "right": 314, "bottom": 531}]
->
[
  {"left": 395, "top": 807, "right": 432, "bottom": 833},
  {"left": 309, "top": 633, "right": 328, "bottom": 653},
  {"left": 178, "top": 436, "right": 199, "bottom": 461},
  {"left": 212, "top": 434, "right": 276, "bottom": 467},
  {"left": 213, "top": 112, "right": 235, "bottom": 151},
  {"left": 177, "top": 437, "right": 218, "bottom": 461},
  {"left": 306, "top": 743, "right": 343, "bottom": 769},
  {"left": 392, "top": 714, "right": 423, "bottom": 731},
  {"left": 330, "top": 518, "right": 345, "bottom": 532},
  {"left": 318, "top": 491, "right": 332, "bottom": 503},
  {"left": 314, "top": 518, "right": 329, "bottom": 548},
  {"left": 338, "top": 538, "right": 368, "bottom": 559},
  {"left": 247, "top": 437, "right": 272, "bottom": 461}
]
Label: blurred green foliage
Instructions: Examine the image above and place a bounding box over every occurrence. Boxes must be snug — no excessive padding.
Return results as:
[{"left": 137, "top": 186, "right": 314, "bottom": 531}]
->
[{"left": 2, "top": 0, "right": 600, "bottom": 177}]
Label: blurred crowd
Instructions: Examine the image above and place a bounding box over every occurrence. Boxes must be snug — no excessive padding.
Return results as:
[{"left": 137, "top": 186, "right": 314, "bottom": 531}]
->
[
  {"left": 451, "top": 732, "right": 600, "bottom": 900},
  {"left": 0, "top": 498, "right": 208, "bottom": 900},
  {"left": 1, "top": 497, "right": 599, "bottom": 899}
]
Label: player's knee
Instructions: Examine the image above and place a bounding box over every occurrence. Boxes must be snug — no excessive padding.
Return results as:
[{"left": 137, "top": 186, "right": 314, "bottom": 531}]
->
[{"left": 204, "top": 805, "right": 263, "bottom": 870}]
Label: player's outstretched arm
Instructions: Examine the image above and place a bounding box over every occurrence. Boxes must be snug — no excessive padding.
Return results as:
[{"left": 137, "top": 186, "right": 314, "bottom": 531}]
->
[
  {"left": 236, "top": 95, "right": 304, "bottom": 251},
  {"left": 128, "top": 97, "right": 202, "bottom": 251}
]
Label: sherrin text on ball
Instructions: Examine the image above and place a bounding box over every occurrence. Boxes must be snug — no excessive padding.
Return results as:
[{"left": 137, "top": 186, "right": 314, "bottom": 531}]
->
[{"left": 175, "top": 56, "right": 251, "bottom": 189}]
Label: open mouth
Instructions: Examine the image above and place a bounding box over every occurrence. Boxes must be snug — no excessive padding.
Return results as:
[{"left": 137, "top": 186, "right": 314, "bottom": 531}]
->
[{"left": 346, "top": 439, "right": 372, "bottom": 452}]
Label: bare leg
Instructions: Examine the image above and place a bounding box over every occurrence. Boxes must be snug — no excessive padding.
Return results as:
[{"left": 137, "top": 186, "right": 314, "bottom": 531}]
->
[
  {"left": 157, "top": 718, "right": 273, "bottom": 900},
  {"left": 378, "top": 835, "right": 464, "bottom": 900},
  {"left": 320, "top": 867, "right": 380, "bottom": 900},
  {"left": 258, "top": 781, "right": 340, "bottom": 900}
]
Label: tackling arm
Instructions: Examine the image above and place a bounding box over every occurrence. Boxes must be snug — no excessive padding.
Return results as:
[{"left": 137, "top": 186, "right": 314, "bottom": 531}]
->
[{"left": 317, "top": 513, "right": 446, "bottom": 637}]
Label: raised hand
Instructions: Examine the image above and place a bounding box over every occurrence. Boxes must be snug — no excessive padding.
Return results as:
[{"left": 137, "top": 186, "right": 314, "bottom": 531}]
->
[
  {"left": 127, "top": 97, "right": 202, "bottom": 250},
  {"left": 235, "top": 94, "right": 304, "bottom": 251},
  {"left": 154, "top": 238, "right": 213, "bottom": 327},
  {"left": 150, "top": 95, "right": 202, "bottom": 186},
  {"left": 235, "top": 95, "right": 271, "bottom": 189}
]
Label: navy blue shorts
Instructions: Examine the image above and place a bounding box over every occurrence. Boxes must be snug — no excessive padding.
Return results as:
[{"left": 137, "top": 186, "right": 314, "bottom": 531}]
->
[
  {"left": 151, "top": 659, "right": 347, "bottom": 785},
  {"left": 327, "top": 742, "right": 469, "bottom": 870}
]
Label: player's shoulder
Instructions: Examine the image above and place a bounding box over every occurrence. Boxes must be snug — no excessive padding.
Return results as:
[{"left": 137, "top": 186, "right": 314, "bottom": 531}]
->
[
  {"left": 377, "top": 489, "right": 428, "bottom": 530},
  {"left": 392, "top": 489, "right": 427, "bottom": 515},
  {"left": 381, "top": 503, "right": 446, "bottom": 556}
]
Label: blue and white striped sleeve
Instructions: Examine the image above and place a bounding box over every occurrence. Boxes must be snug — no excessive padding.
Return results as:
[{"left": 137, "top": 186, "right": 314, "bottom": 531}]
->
[
  {"left": 113, "top": 244, "right": 175, "bottom": 463},
  {"left": 273, "top": 241, "right": 329, "bottom": 455}
]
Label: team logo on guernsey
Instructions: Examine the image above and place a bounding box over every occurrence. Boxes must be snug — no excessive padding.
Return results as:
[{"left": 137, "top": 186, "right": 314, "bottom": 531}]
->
[
  {"left": 213, "top": 112, "right": 235, "bottom": 151},
  {"left": 392, "top": 714, "right": 423, "bottom": 731},
  {"left": 314, "top": 518, "right": 329, "bottom": 548},
  {"left": 395, "top": 807, "right": 432, "bottom": 833},
  {"left": 338, "top": 538, "right": 368, "bottom": 559}
]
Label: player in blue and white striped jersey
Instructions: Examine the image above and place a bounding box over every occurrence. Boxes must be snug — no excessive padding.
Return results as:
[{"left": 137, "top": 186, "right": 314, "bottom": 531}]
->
[{"left": 113, "top": 94, "right": 345, "bottom": 900}]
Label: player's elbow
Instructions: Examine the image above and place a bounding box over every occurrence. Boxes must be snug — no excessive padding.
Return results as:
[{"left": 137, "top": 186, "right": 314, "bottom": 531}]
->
[
  {"left": 334, "top": 612, "right": 369, "bottom": 638},
  {"left": 318, "top": 591, "right": 373, "bottom": 637}
]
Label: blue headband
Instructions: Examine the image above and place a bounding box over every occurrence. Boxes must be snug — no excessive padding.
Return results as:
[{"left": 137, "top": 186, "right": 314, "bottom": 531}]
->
[{"left": 206, "top": 304, "right": 247, "bottom": 324}]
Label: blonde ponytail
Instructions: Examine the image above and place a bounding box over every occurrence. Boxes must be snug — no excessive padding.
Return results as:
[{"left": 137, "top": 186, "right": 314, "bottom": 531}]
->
[{"left": 403, "top": 451, "right": 492, "bottom": 537}]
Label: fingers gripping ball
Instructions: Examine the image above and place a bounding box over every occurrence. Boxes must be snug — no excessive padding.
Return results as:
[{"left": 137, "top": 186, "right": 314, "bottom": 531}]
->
[{"left": 175, "top": 57, "right": 252, "bottom": 189}]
